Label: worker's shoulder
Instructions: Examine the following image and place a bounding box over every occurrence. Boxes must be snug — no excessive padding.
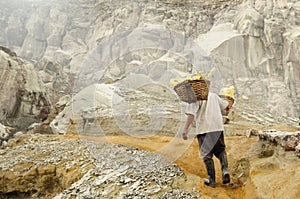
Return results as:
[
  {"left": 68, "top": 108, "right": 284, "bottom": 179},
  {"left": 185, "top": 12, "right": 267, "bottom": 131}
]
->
[
  {"left": 208, "top": 92, "right": 219, "bottom": 98},
  {"left": 209, "top": 92, "right": 226, "bottom": 103}
]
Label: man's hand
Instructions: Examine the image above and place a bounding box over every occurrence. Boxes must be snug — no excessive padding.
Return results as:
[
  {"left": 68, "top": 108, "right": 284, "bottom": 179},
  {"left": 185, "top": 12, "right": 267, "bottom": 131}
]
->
[{"left": 182, "top": 129, "right": 188, "bottom": 140}]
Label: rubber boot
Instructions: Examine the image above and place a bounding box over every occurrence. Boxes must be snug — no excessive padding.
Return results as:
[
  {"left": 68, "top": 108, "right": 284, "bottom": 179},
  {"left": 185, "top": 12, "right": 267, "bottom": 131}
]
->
[
  {"left": 219, "top": 151, "right": 230, "bottom": 184},
  {"left": 203, "top": 159, "right": 216, "bottom": 188}
]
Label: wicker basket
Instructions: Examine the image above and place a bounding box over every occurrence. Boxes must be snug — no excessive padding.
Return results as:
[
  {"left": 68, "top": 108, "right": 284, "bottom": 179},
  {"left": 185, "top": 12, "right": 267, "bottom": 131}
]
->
[
  {"left": 220, "top": 95, "right": 234, "bottom": 124},
  {"left": 174, "top": 80, "right": 210, "bottom": 103},
  {"left": 219, "top": 95, "right": 234, "bottom": 109}
]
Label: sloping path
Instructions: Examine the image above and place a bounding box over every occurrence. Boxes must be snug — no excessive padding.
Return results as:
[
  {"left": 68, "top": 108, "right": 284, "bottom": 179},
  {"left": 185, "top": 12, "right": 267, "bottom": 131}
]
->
[{"left": 101, "top": 135, "right": 257, "bottom": 199}]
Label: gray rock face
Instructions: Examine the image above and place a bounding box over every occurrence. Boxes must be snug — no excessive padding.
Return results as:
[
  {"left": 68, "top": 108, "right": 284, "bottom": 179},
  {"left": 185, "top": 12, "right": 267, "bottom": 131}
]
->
[
  {"left": 0, "top": 123, "right": 10, "bottom": 147},
  {"left": 50, "top": 83, "right": 184, "bottom": 136},
  {"left": 0, "top": 0, "right": 299, "bottom": 120},
  {"left": 0, "top": 46, "right": 51, "bottom": 132}
]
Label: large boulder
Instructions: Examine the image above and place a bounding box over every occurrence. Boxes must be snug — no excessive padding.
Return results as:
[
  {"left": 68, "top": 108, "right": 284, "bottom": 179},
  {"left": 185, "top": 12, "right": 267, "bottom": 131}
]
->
[
  {"left": 50, "top": 81, "right": 184, "bottom": 136},
  {"left": 0, "top": 46, "right": 51, "bottom": 131}
]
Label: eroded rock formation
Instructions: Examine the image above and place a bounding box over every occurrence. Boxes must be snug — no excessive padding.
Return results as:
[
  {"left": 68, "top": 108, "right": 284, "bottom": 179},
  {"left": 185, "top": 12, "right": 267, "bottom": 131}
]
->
[
  {"left": 0, "top": 47, "right": 51, "bottom": 134},
  {"left": 0, "top": 0, "right": 299, "bottom": 119}
]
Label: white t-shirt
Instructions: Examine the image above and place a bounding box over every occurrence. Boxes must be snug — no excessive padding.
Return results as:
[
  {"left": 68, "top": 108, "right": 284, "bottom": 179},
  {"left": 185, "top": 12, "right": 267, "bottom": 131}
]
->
[{"left": 185, "top": 92, "right": 228, "bottom": 135}]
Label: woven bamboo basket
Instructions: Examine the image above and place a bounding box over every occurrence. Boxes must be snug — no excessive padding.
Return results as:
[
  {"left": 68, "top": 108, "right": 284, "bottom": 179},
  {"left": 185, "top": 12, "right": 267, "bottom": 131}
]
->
[
  {"left": 174, "top": 80, "right": 210, "bottom": 103},
  {"left": 219, "top": 95, "right": 234, "bottom": 109},
  {"left": 220, "top": 95, "right": 234, "bottom": 124}
]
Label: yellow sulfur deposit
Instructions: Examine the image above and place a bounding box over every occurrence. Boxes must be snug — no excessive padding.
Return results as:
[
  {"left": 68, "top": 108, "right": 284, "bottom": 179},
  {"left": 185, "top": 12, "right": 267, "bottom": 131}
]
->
[
  {"left": 204, "top": 67, "right": 215, "bottom": 80},
  {"left": 191, "top": 71, "right": 203, "bottom": 80},
  {"left": 187, "top": 67, "right": 216, "bottom": 81},
  {"left": 169, "top": 67, "right": 216, "bottom": 88},
  {"left": 219, "top": 86, "right": 235, "bottom": 99}
]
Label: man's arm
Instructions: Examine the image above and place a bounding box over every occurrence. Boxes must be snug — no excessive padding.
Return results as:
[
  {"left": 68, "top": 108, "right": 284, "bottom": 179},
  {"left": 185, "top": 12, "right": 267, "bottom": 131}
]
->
[
  {"left": 218, "top": 95, "right": 229, "bottom": 111},
  {"left": 182, "top": 114, "right": 194, "bottom": 140}
]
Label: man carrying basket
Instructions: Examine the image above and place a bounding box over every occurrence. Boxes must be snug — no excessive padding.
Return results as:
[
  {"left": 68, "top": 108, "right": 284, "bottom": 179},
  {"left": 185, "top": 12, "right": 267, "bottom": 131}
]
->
[{"left": 182, "top": 91, "right": 231, "bottom": 188}]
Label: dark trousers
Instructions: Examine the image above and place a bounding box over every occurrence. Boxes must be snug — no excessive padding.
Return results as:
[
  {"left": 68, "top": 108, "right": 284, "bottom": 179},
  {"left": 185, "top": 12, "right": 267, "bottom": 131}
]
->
[{"left": 196, "top": 131, "right": 226, "bottom": 161}]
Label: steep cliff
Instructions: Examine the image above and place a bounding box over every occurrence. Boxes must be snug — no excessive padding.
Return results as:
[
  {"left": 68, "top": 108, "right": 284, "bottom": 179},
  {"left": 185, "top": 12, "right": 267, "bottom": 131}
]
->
[
  {"left": 0, "top": 46, "right": 50, "bottom": 133},
  {"left": 0, "top": 0, "right": 299, "bottom": 120}
]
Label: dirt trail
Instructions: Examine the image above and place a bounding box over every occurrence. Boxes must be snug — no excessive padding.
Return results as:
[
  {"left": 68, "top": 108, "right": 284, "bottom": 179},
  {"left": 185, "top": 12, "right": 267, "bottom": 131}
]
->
[
  {"left": 72, "top": 133, "right": 256, "bottom": 199},
  {"left": 65, "top": 123, "right": 299, "bottom": 198}
]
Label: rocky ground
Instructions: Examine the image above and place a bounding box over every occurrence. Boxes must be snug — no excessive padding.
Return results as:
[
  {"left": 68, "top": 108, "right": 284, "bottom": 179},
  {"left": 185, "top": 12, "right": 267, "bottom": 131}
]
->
[
  {"left": 1, "top": 119, "right": 299, "bottom": 199},
  {"left": 0, "top": 134, "right": 201, "bottom": 199},
  {"left": 0, "top": 0, "right": 300, "bottom": 198}
]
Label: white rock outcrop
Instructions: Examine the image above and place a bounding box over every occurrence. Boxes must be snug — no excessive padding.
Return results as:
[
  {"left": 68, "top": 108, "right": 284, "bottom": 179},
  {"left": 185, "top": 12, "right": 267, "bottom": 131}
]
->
[
  {"left": 0, "top": 46, "right": 51, "bottom": 132},
  {"left": 50, "top": 82, "right": 186, "bottom": 136},
  {"left": 0, "top": 0, "right": 299, "bottom": 121}
]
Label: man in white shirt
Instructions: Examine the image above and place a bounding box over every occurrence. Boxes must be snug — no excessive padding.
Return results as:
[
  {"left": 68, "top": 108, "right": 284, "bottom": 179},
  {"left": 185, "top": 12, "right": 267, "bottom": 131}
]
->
[{"left": 182, "top": 92, "right": 230, "bottom": 188}]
